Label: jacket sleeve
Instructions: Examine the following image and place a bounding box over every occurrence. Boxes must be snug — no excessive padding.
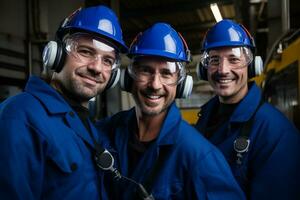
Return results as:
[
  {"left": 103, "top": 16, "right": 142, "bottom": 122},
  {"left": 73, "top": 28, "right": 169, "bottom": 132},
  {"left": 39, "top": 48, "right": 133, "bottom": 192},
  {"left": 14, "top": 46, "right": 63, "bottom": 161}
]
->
[
  {"left": 249, "top": 122, "right": 300, "bottom": 200},
  {"left": 191, "top": 150, "right": 246, "bottom": 200},
  {"left": 0, "top": 118, "right": 45, "bottom": 199}
]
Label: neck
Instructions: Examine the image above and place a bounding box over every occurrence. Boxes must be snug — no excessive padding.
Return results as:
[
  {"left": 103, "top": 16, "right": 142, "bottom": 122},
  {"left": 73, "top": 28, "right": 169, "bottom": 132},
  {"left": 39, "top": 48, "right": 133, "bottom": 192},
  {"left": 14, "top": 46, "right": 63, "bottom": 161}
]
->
[
  {"left": 135, "top": 108, "right": 167, "bottom": 142},
  {"left": 50, "top": 77, "right": 89, "bottom": 108}
]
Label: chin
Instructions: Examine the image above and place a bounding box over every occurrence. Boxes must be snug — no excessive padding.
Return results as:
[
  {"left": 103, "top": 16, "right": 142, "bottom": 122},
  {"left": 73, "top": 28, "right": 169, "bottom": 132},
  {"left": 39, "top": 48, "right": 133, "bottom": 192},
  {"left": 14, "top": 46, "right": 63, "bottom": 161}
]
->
[{"left": 140, "top": 106, "right": 162, "bottom": 116}]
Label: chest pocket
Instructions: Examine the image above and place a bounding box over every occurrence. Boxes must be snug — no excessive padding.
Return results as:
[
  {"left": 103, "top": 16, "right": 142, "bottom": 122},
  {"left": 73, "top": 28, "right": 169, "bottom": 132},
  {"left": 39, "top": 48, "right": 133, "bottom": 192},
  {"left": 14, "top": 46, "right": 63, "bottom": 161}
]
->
[{"left": 47, "top": 129, "right": 84, "bottom": 174}]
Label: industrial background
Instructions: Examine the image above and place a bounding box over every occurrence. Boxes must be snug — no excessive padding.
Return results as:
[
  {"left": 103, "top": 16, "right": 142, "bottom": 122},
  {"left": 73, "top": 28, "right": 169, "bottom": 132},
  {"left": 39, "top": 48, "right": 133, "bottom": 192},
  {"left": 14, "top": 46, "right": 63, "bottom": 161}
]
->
[{"left": 0, "top": 0, "right": 299, "bottom": 129}]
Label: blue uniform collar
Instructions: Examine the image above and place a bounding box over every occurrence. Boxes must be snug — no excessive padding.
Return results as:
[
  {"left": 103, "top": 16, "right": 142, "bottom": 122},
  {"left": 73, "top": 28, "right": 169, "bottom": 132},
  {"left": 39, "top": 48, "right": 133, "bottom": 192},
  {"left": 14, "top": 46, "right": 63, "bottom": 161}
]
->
[
  {"left": 25, "top": 76, "right": 101, "bottom": 149},
  {"left": 24, "top": 76, "right": 71, "bottom": 114},
  {"left": 230, "top": 82, "right": 262, "bottom": 123},
  {"left": 199, "top": 82, "right": 262, "bottom": 129},
  {"left": 157, "top": 102, "right": 182, "bottom": 145}
]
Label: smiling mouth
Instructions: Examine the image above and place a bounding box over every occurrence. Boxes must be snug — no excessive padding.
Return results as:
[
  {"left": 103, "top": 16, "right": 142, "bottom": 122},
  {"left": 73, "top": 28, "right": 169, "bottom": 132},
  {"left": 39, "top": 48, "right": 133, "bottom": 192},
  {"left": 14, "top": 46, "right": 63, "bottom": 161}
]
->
[
  {"left": 217, "top": 79, "right": 233, "bottom": 84},
  {"left": 146, "top": 95, "right": 161, "bottom": 99}
]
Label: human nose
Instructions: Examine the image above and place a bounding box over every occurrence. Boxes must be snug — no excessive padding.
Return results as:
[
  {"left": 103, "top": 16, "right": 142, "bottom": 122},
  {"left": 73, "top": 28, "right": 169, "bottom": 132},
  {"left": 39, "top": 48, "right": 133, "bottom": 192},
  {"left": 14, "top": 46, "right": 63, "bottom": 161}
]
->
[
  {"left": 87, "top": 58, "right": 103, "bottom": 74},
  {"left": 148, "top": 73, "right": 163, "bottom": 89},
  {"left": 217, "top": 58, "right": 231, "bottom": 73}
]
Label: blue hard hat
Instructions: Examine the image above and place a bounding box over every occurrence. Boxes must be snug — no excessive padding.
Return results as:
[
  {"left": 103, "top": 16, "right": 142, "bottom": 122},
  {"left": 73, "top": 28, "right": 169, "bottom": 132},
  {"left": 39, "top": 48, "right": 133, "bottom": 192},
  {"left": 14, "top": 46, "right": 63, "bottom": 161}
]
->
[
  {"left": 202, "top": 19, "right": 254, "bottom": 51},
  {"left": 129, "top": 23, "right": 190, "bottom": 62},
  {"left": 59, "top": 6, "right": 128, "bottom": 53}
]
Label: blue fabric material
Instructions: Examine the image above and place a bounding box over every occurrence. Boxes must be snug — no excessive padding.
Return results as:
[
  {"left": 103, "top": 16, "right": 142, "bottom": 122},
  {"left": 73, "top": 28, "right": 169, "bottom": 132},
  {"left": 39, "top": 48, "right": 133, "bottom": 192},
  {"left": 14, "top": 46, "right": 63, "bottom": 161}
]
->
[
  {"left": 0, "top": 76, "right": 110, "bottom": 200},
  {"left": 96, "top": 103, "right": 245, "bottom": 200},
  {"left": 195, "top": 82, "right": 300, "bottom": 199}
]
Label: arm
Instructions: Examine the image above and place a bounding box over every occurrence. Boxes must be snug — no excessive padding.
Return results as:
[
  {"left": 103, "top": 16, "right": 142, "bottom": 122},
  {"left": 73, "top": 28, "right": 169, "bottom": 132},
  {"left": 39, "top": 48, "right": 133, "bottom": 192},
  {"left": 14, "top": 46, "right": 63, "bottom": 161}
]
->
[
  {"left": 249, "top": 124, "right": 300, "bottom": 200},
  {"left": 0, "top": 118, "right": 45, "bottom": 199}
]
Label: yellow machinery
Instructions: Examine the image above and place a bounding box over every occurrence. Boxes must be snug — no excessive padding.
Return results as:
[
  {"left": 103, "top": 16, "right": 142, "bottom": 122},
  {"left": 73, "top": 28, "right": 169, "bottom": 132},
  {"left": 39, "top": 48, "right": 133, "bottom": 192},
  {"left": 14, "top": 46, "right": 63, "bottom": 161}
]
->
[
  {"left": 180, "top": 108, "right": 199, "bottom": 125},
  {"left": 259, "top": 32, "right": 300, "bottom": 130}
]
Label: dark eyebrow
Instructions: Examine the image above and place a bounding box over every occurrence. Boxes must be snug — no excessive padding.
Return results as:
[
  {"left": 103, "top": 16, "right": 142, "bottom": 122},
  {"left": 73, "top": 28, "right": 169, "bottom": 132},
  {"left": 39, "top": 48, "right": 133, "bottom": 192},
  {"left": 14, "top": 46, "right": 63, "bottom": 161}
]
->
[
  {"left": 77, "top": 44, "right": 96, "bottom": 51},
  {"left": 78, "top": 43, "right": 117, "bottom": 59},
  {"left": 228, "top": 54, "right": 240, "bottom": 58},
  {"left": 102, "top": 54, "right": 116, "bottom": 60}
]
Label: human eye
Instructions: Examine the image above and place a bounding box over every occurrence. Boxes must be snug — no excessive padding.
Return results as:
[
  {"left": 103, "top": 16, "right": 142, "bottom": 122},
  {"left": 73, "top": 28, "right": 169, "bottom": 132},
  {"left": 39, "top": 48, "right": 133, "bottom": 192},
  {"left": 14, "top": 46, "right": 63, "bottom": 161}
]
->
[
  {"left": 102, "top": 56, "right": 115, "bottom": 67},
  {"left": 228, "top": 56, "right": 241, "bottom": 64},
  {"left": 76, "top": 46, "right": 95, "bottom": 58},
  {"left": 160, "top": 68, "right": 173, "bottom": 78},
  {"left": 136, "top": 65, "right": 153, "bottom": 75},
  {"left": 209, "top": 56, "right": 220, "bottom": 66}
]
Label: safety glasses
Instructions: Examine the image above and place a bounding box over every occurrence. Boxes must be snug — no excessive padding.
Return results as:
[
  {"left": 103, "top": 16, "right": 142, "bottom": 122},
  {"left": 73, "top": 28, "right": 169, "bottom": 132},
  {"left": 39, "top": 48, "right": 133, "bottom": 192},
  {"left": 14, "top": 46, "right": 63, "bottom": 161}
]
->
[
  {"left": 64, "top": 33, "right": 120, "bottom": 71},
  {"left": 201, "top": 47, "right": 253, "bottom": 70},
  {"left": 128, "top": 57, "right": 186, "bottom": 86}
]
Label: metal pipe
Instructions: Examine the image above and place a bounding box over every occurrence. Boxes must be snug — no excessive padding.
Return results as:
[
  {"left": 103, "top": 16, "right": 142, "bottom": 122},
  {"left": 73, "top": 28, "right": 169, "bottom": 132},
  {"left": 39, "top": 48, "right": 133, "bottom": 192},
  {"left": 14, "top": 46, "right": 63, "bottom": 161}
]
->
[
  {"left": 26, "top": 0, "right": 33, "bottom": 76},
  {"left": 282, "top": 0, "right": 290, "bottom": 33}
]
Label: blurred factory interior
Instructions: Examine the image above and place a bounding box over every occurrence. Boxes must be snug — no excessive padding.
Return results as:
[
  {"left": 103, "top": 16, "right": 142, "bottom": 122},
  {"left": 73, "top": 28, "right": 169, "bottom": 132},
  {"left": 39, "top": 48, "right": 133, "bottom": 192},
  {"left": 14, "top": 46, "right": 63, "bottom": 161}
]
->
[{"left": 0, "top": 0, "right": 299, "bottom": 129}]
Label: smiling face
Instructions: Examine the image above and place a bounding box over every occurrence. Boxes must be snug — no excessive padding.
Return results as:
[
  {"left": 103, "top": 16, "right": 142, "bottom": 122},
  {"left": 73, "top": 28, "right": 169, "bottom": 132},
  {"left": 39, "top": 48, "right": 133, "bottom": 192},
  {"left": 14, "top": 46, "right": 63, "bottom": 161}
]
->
[
  {"left": 131, "top": 56, "right": 179, "bottom": 117},
  {"left": 206, "top": 47, "right": 251, "bottom": 104},
  {"left": 51, "top": 34, "right": 117, "bottom": 106}
]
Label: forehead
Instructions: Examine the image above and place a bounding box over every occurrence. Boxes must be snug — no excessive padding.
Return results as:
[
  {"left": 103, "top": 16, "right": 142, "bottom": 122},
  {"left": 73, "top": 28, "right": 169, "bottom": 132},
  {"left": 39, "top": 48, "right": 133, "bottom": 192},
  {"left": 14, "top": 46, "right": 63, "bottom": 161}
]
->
[
  {"left": 68, "top": 33, "right": 117, "bottom": 53},
  {"left": 134, "top": 56, "right": 174, "bottom": 67},
  {"left": 209, "top": 47, "right": 245, "bottom": 57}
]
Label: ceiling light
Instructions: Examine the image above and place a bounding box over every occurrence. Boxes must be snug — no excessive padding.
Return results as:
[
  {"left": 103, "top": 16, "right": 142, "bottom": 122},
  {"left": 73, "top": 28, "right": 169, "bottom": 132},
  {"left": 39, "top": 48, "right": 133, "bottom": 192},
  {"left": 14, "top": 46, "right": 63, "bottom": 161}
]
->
[{"left": 210, "top": 3, "right": 223, "bottom": 22}]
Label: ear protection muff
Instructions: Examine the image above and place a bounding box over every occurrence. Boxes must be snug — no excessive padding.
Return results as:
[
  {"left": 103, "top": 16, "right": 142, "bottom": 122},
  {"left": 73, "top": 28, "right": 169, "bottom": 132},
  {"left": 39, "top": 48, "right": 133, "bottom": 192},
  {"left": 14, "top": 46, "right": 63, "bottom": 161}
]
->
[
  {"left": 176, "top": 75, "right": 193, "bottom": 98},
  {"left": 239, "top": 24, "right": 263, "bottom": 78},
  {"left": 104, "top": 68, "right": 121, "bottom": 91},
  {"left": 175, "top": 32, "right": 194, "bottom": 98},
  {"left": 119, "top": 68, "right": 133, "bottom": 93},
  {"left": 42, "top": 40, "right": 66, "bottom": 73},
  {"left": 196, "top": 61, "right": 208, "bottom": 81}
]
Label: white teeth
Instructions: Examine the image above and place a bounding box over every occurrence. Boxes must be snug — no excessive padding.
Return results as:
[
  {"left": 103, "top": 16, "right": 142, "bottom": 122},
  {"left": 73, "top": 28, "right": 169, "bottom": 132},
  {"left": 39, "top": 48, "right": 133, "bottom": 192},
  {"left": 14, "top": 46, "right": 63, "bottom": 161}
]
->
[
  {"left": 147, "top": 95, "right": 160, "bottom": 99},
  {"left": 218, "top": 79, "right": 232, "bottom": 83}
]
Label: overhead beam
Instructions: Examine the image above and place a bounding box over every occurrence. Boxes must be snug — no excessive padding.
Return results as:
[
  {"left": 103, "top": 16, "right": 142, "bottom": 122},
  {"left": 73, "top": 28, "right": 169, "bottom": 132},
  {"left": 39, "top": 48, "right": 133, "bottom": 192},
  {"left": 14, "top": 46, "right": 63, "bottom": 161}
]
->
[
  {"left": 120, "top": 0, "right": 233, "bottom": 19},
  {"left": 123, "top": 20, "right": 215, "bottom": 41}
]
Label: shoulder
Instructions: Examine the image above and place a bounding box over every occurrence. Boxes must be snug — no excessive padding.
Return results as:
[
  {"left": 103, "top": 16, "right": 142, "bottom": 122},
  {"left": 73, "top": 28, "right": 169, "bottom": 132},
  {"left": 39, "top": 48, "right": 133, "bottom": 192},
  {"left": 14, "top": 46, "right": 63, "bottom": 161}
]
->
[
  {"left": 0, "top": 92, "right": 42, "bottom": 120},
  {"left": 250, "top": 102, "right": 300, "bottom": 154},
  {"left": 255, "top": 102, "right": 298, "bottom": 134}
]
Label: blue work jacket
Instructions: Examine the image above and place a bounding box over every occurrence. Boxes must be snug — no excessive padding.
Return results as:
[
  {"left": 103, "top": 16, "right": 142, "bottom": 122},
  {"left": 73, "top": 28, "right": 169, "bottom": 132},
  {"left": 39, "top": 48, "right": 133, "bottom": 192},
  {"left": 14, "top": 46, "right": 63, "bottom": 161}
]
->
[
  {"left": 0, "top": 76, "right": 110, "bottom": 199},
  {"left": 96, "top": 103, "right": 245, "bottom": 200},
  {"left": 195, "top": 82, "right": 300, "bottom": 200}
]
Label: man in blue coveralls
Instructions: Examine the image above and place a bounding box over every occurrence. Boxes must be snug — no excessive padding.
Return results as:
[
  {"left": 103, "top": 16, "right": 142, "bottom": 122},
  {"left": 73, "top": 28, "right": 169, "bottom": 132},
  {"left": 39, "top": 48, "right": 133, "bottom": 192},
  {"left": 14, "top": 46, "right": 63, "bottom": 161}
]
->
[
  {"left": 0, "top": 5, "right": 127, "bottom": 199},
  {"left": 195, "top": 19, "right": 300, "bottom": 199},
  {"left": 96, "top": 22, "right": 245, "bottom": 200}
]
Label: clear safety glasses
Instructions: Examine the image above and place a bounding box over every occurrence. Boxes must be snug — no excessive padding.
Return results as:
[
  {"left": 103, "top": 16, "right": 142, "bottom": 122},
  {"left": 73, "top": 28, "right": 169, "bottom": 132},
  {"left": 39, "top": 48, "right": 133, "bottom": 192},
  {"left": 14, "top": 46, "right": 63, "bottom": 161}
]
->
[
  {"left": 201, "top": 47, "right": 253, "bottom": 70},
  {"left": 64, "top": 33, "right": 120, "bottom": 71},
  {"left": 128, "top": 57, "right": 186, "bottom": 86}
]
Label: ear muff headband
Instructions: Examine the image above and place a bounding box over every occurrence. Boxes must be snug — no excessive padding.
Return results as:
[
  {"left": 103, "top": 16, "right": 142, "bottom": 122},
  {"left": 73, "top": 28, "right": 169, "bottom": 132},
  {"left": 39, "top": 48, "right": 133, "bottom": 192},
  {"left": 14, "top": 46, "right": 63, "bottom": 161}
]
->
[
  {"left": 178, "top": 32, "right": 191, "bottom": 62},
  {"left": 239, "top": 24, "right": 264, "bottom": 78}
]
